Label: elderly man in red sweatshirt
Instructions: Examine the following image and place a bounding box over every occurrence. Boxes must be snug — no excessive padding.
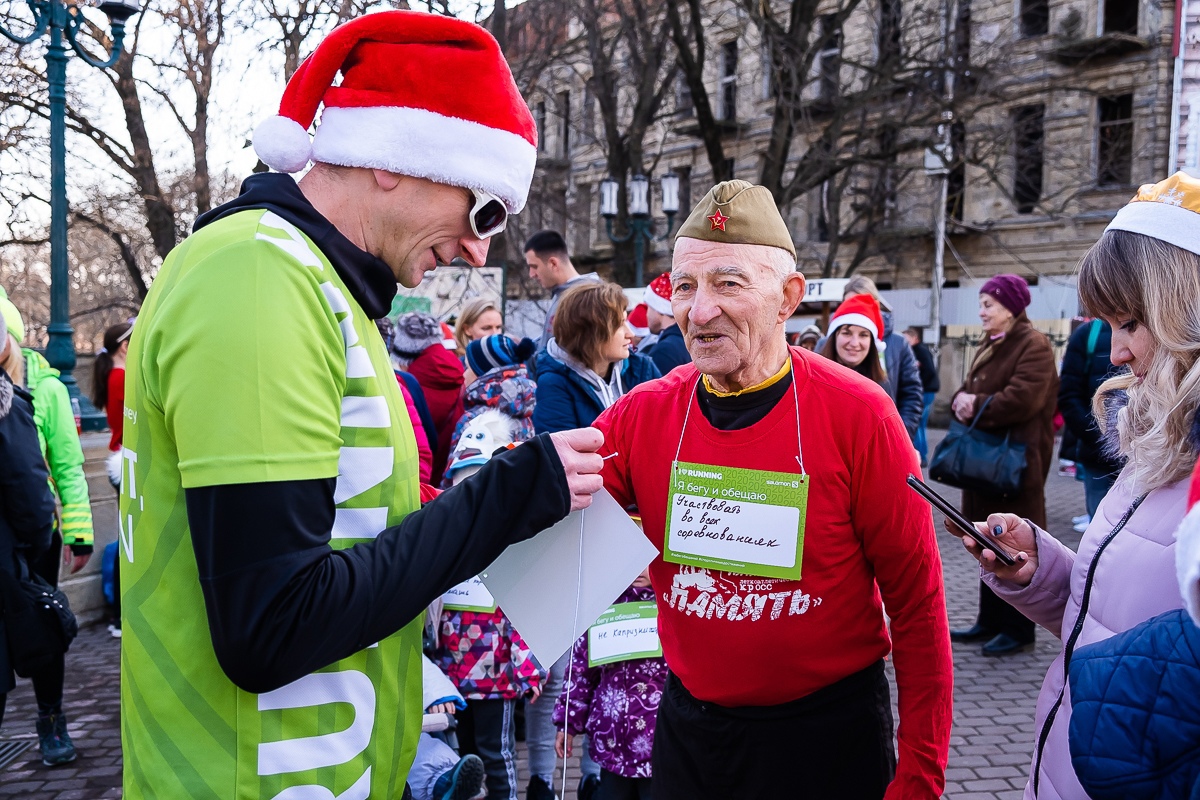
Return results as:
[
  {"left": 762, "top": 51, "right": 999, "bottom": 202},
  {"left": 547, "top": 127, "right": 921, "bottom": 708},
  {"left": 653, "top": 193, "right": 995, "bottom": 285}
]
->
[{"left": 594, "top": 180, "right": 952, "bottom": 800}]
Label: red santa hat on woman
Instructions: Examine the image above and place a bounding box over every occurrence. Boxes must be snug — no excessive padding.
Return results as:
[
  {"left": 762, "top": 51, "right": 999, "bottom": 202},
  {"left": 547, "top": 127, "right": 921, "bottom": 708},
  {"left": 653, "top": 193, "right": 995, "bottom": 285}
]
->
[
  {"left": 827, "top": 293, "right": 885, "bottom": 348},
  {"left": 252, "top": 10, "right": 537, "bottom": 213},
  {"left": 644, "top": 272, "right": 674, "bottom": 316}
]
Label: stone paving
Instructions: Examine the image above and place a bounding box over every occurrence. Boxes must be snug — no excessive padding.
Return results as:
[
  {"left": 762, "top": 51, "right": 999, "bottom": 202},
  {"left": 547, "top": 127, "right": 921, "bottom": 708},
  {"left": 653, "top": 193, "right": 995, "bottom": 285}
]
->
[{"left": 1, "top": 434, "right": 1091, "bottom": 799}]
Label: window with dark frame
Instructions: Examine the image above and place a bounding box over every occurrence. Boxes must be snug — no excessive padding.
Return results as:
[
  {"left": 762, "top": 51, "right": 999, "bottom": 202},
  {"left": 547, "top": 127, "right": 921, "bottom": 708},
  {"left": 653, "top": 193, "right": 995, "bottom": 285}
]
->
[
  {"left": 1018, "top": 0, "right": 1049, "bottom": 37},
  {"left": 676, "top": 166, "right": 692, "bottom": 217},
  {"left": 1097, "top": 94, "right": 1134, "bottom": 187},
  {"left": 535, "top": 101, "right": 546, "bottom": 152},
  {"left": 719, "top": 41, "right": 738, "bottom": 121},
  {"left": 953, "top": 0, "right": 973, "bottom": 91},
  {"left": 817, "top": 15, "right": 842, "bottom": 102},
  {"left": 676, "top": 72, "right": 694, "bottom": 118},
  {"left": 1012, "top": 104, "right": 1044, "bottom": 214},
  {"left": 879, "top": 0, "right": 902, "bottom": 65},
  {"left": 815, "top": 182, "right": 830, "bottom": 242},
  {"left": 558, "top": 91, "right": 570, "bottom": 158},
  {"left": 876, "top": 125, "right": 898, "bottom": 223},
  {"left": 1103, "top": 0, "right": 1138, "bottom": 35}
]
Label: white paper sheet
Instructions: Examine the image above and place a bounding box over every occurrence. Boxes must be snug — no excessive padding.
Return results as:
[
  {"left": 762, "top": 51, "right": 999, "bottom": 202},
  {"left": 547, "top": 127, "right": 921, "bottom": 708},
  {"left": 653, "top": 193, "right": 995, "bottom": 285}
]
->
[{"left": 479, "top": 488, "right": 659, "bottom": 667}]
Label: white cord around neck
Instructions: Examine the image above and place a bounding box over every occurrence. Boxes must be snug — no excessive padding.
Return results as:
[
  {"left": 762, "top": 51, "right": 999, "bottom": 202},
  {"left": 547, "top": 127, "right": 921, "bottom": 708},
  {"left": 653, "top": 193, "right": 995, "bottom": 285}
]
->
[{"left": 560, "top": 506, "right": 586, "bottom": 794}]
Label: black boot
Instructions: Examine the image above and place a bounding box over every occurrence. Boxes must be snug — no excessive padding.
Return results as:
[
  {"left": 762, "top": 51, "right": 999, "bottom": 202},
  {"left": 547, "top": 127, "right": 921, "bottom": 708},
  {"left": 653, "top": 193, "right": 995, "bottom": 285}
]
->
[
  {"left": 578, "top": 774, "right": 601, "bottom": 800},
  {"left": 982, "top": 633, "right": 1035, "bottom": 657},
  {"left": 526, "top": 775, "right": 556, "bottom": 800},
  {"left": 949, "top": 624, "right": 996, "bottom": 643}
]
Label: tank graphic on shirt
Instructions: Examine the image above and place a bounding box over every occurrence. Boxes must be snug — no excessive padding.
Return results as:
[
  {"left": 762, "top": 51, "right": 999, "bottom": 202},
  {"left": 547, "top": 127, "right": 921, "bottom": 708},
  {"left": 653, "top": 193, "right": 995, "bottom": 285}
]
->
[{"left": 666, "top": 566, "right": 823, "bottom": 623}]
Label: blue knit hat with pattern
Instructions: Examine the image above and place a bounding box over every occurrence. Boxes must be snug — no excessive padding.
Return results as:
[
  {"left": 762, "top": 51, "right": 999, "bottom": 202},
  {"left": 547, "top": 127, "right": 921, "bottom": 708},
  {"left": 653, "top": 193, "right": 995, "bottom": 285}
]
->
[{"left": 466, "top": 334, "right": 537, "bottom": 375}]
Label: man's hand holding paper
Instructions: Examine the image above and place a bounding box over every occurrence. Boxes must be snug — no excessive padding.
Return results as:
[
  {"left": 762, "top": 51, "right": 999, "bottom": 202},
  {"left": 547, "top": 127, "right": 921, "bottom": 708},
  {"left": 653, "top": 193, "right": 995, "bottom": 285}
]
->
[{"left": 550, "top": 427, "right": 606, "bottom": 511}]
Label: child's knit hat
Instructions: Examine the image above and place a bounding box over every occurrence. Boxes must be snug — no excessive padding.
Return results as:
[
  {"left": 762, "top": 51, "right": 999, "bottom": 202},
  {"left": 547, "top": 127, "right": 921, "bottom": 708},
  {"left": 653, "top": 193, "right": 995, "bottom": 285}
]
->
[
  {"left": 391, "top": 312, "right": 444, "bottom": 357},
  {"left": 0, "top": 287, "right": 24, "bottom": 343},
  {"left": 466, "top": 334, "right": 536, "bottom": 376}
]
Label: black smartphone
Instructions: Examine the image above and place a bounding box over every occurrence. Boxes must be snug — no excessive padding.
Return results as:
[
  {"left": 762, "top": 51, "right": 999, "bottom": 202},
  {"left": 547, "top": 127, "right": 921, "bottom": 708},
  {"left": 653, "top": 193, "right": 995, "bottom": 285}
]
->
[{"left": 906, "top": 474, "right": 1017, "bottom": 567}]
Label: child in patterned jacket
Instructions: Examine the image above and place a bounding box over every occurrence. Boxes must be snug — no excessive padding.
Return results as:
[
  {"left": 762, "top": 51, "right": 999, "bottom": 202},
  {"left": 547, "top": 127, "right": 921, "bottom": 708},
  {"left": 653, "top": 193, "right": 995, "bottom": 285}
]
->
[
  {"left": 554, "top": 567, "right": 667, "bottom": 800},
  {"left": 435, "top": 357, "right": 543, "bottom": 800},
  {"left": 435, "top": 602, "right": 543, "bottom": 800}
]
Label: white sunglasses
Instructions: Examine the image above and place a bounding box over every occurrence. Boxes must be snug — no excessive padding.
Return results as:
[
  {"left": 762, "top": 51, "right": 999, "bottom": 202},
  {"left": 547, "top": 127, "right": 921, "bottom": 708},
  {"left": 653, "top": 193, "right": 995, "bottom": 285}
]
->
[{"left": 469, "top": 188, "right": 508, "bottom": 240}]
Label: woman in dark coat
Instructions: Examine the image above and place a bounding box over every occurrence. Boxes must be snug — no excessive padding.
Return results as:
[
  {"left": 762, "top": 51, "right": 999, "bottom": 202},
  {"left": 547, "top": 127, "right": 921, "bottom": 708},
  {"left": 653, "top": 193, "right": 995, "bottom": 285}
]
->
[
  {"left": 948, "top": 274, "right": 1059, "bottom": 656},
  {"left": 0, "top": 366, "right": 58, "bottom": 729}
]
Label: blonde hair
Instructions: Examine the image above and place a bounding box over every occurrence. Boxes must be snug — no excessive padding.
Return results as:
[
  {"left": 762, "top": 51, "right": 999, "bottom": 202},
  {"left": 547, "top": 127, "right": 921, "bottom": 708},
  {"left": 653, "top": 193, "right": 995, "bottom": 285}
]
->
[
  {"left": 454, "top": 298, "right": 501, "bottom": 355},
  {"left": 1, "top": 334, "right": 24, "bottom": 388},
  {"left": 843, "top": 274, "right": 881, "bottom": 300},
  {"left": 1078, "top": 230, "right": 1200, "bottom": 492}
]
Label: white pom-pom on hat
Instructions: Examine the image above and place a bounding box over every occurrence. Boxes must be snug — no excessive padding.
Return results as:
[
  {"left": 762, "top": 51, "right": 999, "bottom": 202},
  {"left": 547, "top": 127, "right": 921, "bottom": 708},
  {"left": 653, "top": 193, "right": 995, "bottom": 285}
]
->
[{"left": 253, "top": 115, "right": 313, "bottom": 173}]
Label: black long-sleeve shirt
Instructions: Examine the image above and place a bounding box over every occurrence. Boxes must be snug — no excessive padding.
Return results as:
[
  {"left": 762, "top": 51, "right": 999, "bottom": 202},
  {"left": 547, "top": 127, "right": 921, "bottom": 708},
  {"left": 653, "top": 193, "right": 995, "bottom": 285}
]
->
[{"left": 186, "top": 434, "right": 570, "bottom": 694}]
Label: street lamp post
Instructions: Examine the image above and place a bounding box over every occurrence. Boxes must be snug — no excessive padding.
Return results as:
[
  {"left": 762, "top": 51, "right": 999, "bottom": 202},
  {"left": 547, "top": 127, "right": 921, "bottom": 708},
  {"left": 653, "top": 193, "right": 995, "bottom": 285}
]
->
[
  {"left": 600, "top": 171, "right": 680, "bottom": 287},
  {"left": 1, "top": 0, "right": 140, "bottom": 431}
]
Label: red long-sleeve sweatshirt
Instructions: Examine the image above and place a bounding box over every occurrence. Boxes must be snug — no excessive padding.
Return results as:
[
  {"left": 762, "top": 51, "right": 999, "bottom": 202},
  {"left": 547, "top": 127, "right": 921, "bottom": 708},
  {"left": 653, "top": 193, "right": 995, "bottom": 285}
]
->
[{"left": 593, "top": 347, "right": 952, "bottom": 800}]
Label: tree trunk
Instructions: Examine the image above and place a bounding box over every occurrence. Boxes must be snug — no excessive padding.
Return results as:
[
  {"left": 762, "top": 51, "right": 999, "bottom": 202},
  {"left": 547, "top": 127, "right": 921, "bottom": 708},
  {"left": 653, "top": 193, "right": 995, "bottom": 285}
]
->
[
  {"left": 665, "top": 0, "right": 730, "bottom": 182},
  {"left": 112, "top": 51, "right": 177, "bottom": 261}
]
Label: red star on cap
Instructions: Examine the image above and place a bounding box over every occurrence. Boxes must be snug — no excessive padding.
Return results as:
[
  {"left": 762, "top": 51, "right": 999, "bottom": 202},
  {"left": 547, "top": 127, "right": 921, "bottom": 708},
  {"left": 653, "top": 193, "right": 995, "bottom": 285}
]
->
[{"left": 707, "top": 209, "right": 729, "bottom": 232}]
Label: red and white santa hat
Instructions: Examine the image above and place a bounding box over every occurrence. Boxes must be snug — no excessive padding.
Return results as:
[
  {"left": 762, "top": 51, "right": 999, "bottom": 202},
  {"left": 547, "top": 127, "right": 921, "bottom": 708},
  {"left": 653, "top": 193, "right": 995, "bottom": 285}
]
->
[
  {"left": 1177, "top": 460, "right": 1200, "bottom": 626},
  {"left": 828, "top": 293, "right": 885, "bottom": 345},
  {"left": 252, "top": 11, "right": 538, "bottom": 213},
  {"left": 627, "top": 303, "right": 650, "bottom": 337},
  {"left": 644, "top": 272, "right": 673, "bottom": 316}
]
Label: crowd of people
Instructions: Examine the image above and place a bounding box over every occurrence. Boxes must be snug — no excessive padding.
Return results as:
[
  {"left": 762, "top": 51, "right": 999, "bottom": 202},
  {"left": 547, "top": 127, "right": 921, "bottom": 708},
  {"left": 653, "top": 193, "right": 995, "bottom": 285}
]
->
[{"left": 1, "top": 10, "right": 1200, "bottom": 800}]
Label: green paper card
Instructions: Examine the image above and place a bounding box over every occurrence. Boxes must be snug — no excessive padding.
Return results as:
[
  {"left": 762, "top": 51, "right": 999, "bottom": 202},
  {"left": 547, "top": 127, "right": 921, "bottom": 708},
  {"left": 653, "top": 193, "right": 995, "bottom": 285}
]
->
[
  {"left": 442, "top": 576, "right": 498, "bottom": 613},
  {"left": 665, "top": 461, "right": 808, "bottom": 580},
  {"left": 587, "top": 601, "right": 662, "bottom": 667}
]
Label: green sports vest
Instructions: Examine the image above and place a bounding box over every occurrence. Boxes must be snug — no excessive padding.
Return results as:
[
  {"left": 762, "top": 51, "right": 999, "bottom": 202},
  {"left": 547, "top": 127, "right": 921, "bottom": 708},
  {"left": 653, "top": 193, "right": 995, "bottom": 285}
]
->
[{"left": 119, "top": 209, "right": 422, "bottom": 799}]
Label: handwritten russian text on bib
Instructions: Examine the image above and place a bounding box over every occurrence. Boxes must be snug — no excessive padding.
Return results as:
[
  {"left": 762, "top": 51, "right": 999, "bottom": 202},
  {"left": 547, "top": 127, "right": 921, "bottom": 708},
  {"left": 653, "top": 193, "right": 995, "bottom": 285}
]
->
[
  {"left": 587, "top": 601, "right": 662, "bottom": 667},
  {"left": 442, "top": 576, "right": 498, "bottom": 613},
  {"left": 665, "top": 461, "right": 809, "bottom": 580}
]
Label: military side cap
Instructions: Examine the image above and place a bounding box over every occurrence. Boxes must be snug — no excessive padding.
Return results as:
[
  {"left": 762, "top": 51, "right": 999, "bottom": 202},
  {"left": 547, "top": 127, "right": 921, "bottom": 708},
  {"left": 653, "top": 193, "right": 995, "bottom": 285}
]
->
[{"left": 675, "top": 180, "right": 796, "bottom": 258}]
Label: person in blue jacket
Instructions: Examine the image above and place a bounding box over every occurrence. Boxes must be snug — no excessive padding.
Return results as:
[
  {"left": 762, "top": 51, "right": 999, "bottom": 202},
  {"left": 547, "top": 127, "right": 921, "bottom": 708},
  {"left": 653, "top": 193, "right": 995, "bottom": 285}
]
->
[
  {"left": 526, "top": 279, "right": 659, "bottom": 800},
  {"left": 532, "top": 281, "right": 661, "bottom": 435}
]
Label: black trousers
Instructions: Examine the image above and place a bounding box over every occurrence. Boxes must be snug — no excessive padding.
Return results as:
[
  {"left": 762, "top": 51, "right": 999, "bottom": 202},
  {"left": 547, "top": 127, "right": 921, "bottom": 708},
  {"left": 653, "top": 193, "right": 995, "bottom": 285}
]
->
[
  {"left": 456, "top": 698, "right": 518, "bottom": 800},
  {"left": 0, "top": 658, "right": 65, "bottom": 728},
  {"left": 597, "top": 769, "right": 652, "bottom": 800},
  {"left": 651, "top": 662, "right": 896, "bottom": 800},
  {"left": 0, "top": 534, "right": 67, "bottom": 728},
  {"left": 977, "top": 582, "right": 1035, "bottom": 641}
]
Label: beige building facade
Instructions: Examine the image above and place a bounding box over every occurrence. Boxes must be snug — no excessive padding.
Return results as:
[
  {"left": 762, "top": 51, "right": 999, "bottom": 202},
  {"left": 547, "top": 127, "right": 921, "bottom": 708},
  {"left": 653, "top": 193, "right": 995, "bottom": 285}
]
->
[{"left": 515, "top": 0, "right": 1176, "bottom": 325}]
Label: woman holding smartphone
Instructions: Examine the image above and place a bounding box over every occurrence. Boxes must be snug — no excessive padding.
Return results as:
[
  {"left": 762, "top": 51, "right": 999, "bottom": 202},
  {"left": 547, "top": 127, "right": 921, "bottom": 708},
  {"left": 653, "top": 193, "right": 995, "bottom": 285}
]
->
[{"left": 957, "top": 174, "right": 1200, "bottom": 800}]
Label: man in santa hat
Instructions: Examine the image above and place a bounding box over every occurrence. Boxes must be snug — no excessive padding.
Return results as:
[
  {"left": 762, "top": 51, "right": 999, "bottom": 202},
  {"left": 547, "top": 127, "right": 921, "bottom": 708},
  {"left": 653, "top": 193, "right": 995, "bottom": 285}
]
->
[
  {"left": 594, "top": 180, "right": 952, "bottom": 799},
  {"left": 117, "top": 11, "right": 604, "bottom": 800},
  {"left": 642, "top": 271, "right": 691, "bottom": 374}
]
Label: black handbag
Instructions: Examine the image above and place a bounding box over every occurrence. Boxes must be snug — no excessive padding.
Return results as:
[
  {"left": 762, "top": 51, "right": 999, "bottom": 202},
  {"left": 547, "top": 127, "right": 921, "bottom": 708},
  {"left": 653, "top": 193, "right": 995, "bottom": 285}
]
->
[
  {"left": 0, "top": 554, "right": 78, "bottom": 677},
  {"left": 929, "top": 395, "right": 1027, "bottom": 497}
]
